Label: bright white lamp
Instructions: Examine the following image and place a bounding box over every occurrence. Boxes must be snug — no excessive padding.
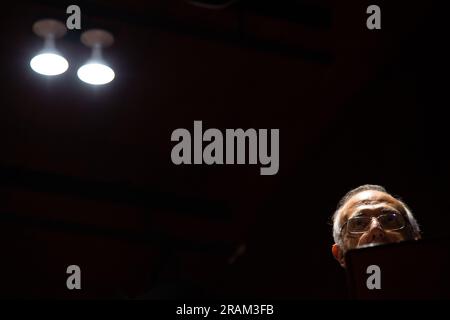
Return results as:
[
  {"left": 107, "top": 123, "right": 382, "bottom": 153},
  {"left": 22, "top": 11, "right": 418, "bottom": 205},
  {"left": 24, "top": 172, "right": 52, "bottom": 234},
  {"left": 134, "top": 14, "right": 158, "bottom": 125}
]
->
[
  {"left": 77, "top": 29, "right": 115, "bottom": 85},
  {"left": 30, "top": 19, "right": 69, "bottom": 76}
]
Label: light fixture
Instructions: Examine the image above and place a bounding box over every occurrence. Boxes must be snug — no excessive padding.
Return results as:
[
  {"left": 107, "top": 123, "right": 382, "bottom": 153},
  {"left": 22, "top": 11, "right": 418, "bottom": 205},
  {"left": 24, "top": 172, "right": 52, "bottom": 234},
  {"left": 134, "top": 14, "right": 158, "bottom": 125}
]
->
[
  {"left": 30, "top": 19, "right": 69, "bottom": 76},
  {"left": 77, "top": 29, "right": 115, "bottom": 85}
]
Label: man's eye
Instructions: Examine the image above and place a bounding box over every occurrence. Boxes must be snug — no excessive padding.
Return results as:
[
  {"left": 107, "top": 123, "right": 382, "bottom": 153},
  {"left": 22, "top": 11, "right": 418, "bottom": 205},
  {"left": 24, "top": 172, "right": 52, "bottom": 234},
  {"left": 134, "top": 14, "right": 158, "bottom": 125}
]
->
[
  {"left": 351, "top": 218, "right": 368, "bottom": 229},
  {"left": 383, "top": 212, "right": 399, "bottom": 221}
]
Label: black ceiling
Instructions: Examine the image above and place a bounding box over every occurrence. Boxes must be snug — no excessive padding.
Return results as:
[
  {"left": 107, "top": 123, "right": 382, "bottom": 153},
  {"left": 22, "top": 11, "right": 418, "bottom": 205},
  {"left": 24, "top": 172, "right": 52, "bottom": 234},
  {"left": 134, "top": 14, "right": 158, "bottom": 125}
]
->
[{"left": 0, "top": 0, "right": 448, "bottom": 299}]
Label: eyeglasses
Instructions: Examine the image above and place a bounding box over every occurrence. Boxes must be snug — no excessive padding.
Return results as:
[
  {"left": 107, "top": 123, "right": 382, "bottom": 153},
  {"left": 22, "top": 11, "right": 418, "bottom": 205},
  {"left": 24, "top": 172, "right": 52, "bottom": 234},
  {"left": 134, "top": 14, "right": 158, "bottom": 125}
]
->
[{"left": 340, "top": 212, "right": 406, "bottom": 235}]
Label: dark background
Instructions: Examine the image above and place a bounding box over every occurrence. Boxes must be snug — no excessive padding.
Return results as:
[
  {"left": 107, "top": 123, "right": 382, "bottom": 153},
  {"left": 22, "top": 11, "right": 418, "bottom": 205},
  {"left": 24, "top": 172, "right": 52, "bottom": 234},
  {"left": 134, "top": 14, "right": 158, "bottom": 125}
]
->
[{"left": 0, "top": 0, "right": 448, "bottom": 299}]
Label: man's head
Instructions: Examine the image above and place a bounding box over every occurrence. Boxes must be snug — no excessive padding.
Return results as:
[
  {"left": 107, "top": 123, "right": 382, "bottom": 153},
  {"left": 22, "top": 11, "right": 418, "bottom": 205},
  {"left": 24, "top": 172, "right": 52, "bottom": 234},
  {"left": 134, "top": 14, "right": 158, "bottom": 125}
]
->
[{"left": 331, "top": 185, "right": 421, "bottom": 267}]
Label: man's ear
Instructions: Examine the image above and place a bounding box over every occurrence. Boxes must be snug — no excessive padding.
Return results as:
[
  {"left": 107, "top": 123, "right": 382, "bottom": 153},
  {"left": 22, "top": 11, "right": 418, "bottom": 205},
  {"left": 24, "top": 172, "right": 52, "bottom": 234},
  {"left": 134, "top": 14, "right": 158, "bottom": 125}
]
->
[{"left": 332, "top": 244, "right": 346, "bottom": 268}]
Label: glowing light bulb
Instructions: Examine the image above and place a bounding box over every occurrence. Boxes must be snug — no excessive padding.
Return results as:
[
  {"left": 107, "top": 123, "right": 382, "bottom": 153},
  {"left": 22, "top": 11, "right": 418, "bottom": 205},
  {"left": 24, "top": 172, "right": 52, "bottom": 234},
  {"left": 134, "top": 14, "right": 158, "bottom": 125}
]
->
[
  {"left": 30, "top": 52, "right": 68, "bottom": 76},
  {"left": 77, "top": 62, "right": 115, "bottom": 85}
]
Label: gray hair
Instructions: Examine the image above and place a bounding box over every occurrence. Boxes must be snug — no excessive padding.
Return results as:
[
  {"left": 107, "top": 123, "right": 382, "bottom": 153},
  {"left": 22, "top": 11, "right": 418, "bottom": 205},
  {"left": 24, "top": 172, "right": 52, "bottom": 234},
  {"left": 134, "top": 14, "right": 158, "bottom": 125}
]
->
[{"left": 332, "top": 184, "right": 421, "bottom": 247}]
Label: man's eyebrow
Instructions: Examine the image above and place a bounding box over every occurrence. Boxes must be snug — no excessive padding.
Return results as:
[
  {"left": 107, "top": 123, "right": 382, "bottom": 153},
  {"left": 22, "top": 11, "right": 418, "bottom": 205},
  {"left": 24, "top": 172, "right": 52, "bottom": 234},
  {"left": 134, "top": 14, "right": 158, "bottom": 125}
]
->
[
  {"left": 351, "top": 205, "right": 401, "bottom": 217},
  {"left": 351, "top": 210, "right": 373, "bottom": 218},
  {"left": 381, "top": 207, "right": 400, "bottom": 213}
]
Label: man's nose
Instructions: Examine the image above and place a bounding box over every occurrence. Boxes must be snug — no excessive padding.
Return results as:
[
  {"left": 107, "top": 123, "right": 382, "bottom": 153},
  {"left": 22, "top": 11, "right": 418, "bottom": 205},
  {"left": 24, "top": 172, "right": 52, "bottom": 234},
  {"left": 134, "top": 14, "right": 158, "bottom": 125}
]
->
[{"left": 366, "top": 218, "right": 386, "bottom": 242}]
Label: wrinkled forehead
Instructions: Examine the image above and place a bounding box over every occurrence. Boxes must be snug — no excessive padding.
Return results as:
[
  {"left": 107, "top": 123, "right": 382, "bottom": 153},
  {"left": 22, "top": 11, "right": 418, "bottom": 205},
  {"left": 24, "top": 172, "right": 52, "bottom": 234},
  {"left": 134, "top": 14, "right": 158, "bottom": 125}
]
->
[{"left": 338, "top": 190, "right": 404, "bottom": 224}]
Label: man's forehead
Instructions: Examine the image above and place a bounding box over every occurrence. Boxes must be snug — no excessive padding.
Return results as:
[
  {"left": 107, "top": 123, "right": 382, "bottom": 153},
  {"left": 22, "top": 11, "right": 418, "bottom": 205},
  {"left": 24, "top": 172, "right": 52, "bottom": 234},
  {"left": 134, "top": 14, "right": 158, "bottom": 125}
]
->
[{"left": 339, "top": 190, "right": 402, "bottom": 221}]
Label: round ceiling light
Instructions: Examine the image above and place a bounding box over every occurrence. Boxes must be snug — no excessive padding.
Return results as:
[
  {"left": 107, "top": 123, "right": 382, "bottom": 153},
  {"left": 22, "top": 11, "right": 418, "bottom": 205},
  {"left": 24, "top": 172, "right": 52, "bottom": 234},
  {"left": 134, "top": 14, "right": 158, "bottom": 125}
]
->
[
  {"left": 77, "top": 29, "right": 115, "bottom": 85},
  {"left": 30, "top": 19, "right": 69, "bottom": 76}
]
